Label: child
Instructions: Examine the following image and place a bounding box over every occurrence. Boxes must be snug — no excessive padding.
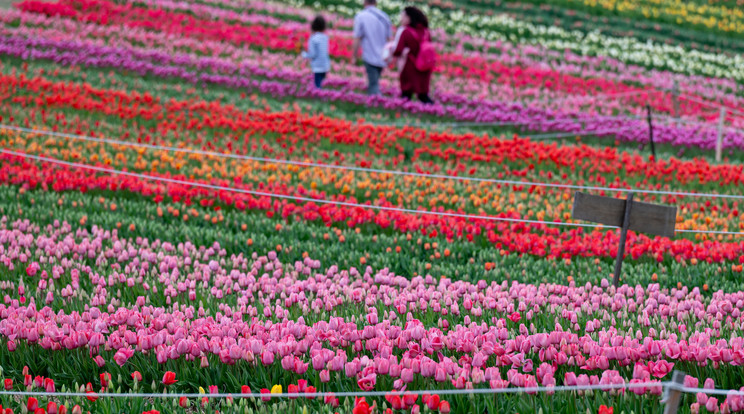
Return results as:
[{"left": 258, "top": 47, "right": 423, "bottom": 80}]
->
[{"left": 301, "top": 15, "right": 331, "bottom": 89}]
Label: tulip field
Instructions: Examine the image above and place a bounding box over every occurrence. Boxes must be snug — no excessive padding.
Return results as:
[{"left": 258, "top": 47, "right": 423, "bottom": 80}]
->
[{"left": 2, "top": 0, "right": 744, "bottom": 412}]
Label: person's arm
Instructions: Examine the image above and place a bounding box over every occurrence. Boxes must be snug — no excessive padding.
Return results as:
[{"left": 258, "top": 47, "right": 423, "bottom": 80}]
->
[
  {"left": 352, "top": 38, "right": 361, "bottom": 62},
  {"left": 392, "top": 29, "right": 411, "bottom": 57},
  {"left": 352, "top": 15, "right": 363, "bottom": 61},
  {"left": 301, "top": 37, "right": 312, "bottom": 59},
  {"left": 306, "top": 36, "right": 319, "bottom": 59}
]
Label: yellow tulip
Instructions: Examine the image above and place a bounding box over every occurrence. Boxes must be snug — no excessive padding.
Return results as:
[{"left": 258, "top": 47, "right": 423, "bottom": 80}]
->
[
  {"left": 199, "top": 387, "right": 206, "bottom": 394},
  {"left": 271, "top": 385, "right": 282, "bottom": 394}
]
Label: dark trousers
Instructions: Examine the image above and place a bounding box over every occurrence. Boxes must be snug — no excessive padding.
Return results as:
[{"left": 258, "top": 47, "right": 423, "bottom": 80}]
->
[
  {"left": 402, "top": 91, "right": 433, "bottom": 104},
  {"left": 364, "top": 63, "right": 383, "bottom": 95},
  {"left": 314, "top": 72, "right": 327, "bottom": 89}
]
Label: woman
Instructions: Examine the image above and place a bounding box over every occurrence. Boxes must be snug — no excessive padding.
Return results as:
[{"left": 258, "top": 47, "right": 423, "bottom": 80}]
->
[{"left": 392, "top": 7, "right": 433, "bottom": 104}]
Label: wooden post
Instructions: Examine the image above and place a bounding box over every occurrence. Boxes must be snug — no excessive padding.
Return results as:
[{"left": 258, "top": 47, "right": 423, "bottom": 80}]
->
[
  {"left": 716, "top": 106, "right": 726, "bottom": 162},
  {"left": 646, "top": 105, "right": 656, "bottom": 159},
  {"left": 663, "top": 370, "right": 686, "bottom": 414},
  {"left": 612, "top": 192, "right": 634, "bottom": 287},
  {"left": 672, "top": 81, "right": 680, "bottom": 121}
]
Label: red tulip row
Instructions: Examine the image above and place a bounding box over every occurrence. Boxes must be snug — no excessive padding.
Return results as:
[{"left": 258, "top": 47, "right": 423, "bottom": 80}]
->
[
  {"left": 2, "top": 151, "right": 743, "bottom": 263},
  {"left": 4, "top": 70, "right": 744, "bottom": 196}
]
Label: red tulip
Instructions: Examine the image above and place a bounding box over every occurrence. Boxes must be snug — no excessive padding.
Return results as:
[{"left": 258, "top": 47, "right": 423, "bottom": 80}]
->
[
  {"left": 100, "top": 373, "right": 111, "bottom": 389},
  {"left": 386, "top": 394, "right": 403, "bottom": 410},
  {"left": 260, "top": 388, "right": 271, "bottom": 402},
  {"left": 403, "top": 393, "right": 417, "bottom": 407},
  {"left": 599, "top": 406, "right": 614, "bottom": 414},
  {"left": 352, "top": 398, "right": 371, "bottom": 414},
  {"left": 44, "top": 378, "right": 55, "bottom": 393},
  {"left": 71, "top": 406, "right": 82, "bottom": 414},
  {"left": 161, "top": 371, "right": 177, "bottom": 386},
  {"left": 439, "top": 400, "right": 451, "bottom": 413},
  {"left": 297, "top": 379, "right": 308, "bottom": 392},
  {"left": 287, "top": 384, "right": 298, "bottom": 399},
  {"left": 47, "top": 402, "right": 58, "bottom": 414},
  {"left": 305, "top": 386, "right": 316, "bottom": 399},
  {"left": 179, "top": 397, "right": 188, "bottom": 408},
  {"left": 3, "top": 379, "right": 11, "bottom": 391},
  {"left": 324, "top": 393, "right": 339, "bottom": 408},
  {"left": 426, "top": 394, "right": 441, "bottom": 410},
  {"left": 86, "top": 391, "right": 98, "bottom": 402},
  {"left": 240, "top": 385, "right": 251, "bottom": 395},
  {"left": 131, "top": 371, "right": 142, "bottom": 381},
  {"left": 27, "top": 397, "right": 39, "bottom": 411}
]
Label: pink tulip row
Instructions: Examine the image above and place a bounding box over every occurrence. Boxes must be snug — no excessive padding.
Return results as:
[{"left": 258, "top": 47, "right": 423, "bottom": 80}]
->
[{"left": 2, "top": 217, "right": 744, "bottom": 402}]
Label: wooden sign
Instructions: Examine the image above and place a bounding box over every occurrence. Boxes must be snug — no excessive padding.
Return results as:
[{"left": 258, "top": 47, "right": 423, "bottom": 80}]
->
[
  {"left": 572, "top": 192, "right": 677, "bottom": 238},
  {"left": 572, "top": 191, "right": 677, "bottom": 286}
]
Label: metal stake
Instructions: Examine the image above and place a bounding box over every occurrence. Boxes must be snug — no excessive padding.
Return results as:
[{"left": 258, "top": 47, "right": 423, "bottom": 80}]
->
[
  {"left": 716, "top": 106, "right": 726, "bottom": 162},
  {"left": 646, "top": 105, "right": 656, "bottom": 159}
]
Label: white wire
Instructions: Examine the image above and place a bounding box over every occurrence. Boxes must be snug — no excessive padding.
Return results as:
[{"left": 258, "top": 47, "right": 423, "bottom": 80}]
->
[
  {"left": 548, "top": 89, "right": 652, "bottom": 105},
  {"left": 676, "top": 385, "right": 744, "bottom": 397},
  {"left": 0, "top": 381, "right": 666, "bottom": 399},
  {"left": 526, "top": 126, "right": 640, "bottom": 140},
  {"left": 369, "top": 114, "right": 646, "bottom": 129},
  {"left": 676, "top": 229, "right": 744, "bottom": 236},
  {"left": 0, "top": 149, "right": 608, "bottom": 229},
  {"left": 5, "top": 125, "right": 744, "bottom": 201},
  {"left": 678, "top": 94, "right": 744, "bottom": 118}
]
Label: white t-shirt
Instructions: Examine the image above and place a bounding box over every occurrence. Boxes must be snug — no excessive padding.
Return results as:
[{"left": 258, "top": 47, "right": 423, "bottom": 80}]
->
[{"left": 382, "top": 27, "right": 407, "bottom": 70}]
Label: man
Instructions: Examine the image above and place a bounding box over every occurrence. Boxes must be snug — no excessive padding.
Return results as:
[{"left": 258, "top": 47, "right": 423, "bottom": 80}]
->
[{"left": 352, "top": 0, "right": 392, "bottom": 96}]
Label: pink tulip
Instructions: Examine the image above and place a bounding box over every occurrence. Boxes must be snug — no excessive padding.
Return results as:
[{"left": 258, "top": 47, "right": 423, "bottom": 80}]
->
[
  {"left": 648, "top": 360, "right": 674, "bottom": 378},
  {"left": 320, "top": 370, "right": 330, "bottom": 383},
  {"left": 92, "top": 355, "right": 105, "bottom": 368},
  {"left": 357, "top": 374, "right": 376, "bottom": 391},
  {"left": 706, "top": 397, "right": 720, "bottom": 413},
  {"left": 261, "top": 350, "right": 274, "bottom": 366}
]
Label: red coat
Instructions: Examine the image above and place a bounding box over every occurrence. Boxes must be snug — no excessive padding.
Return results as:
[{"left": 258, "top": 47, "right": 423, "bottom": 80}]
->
[{"left": 393, "top": 26, "right": 433, "bottom": 95}]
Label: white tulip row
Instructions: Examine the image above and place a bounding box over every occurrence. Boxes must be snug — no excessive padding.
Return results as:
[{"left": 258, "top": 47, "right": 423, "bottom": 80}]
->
[{"left": 303, "top": 0, "right": 744, "bottom": 82}]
